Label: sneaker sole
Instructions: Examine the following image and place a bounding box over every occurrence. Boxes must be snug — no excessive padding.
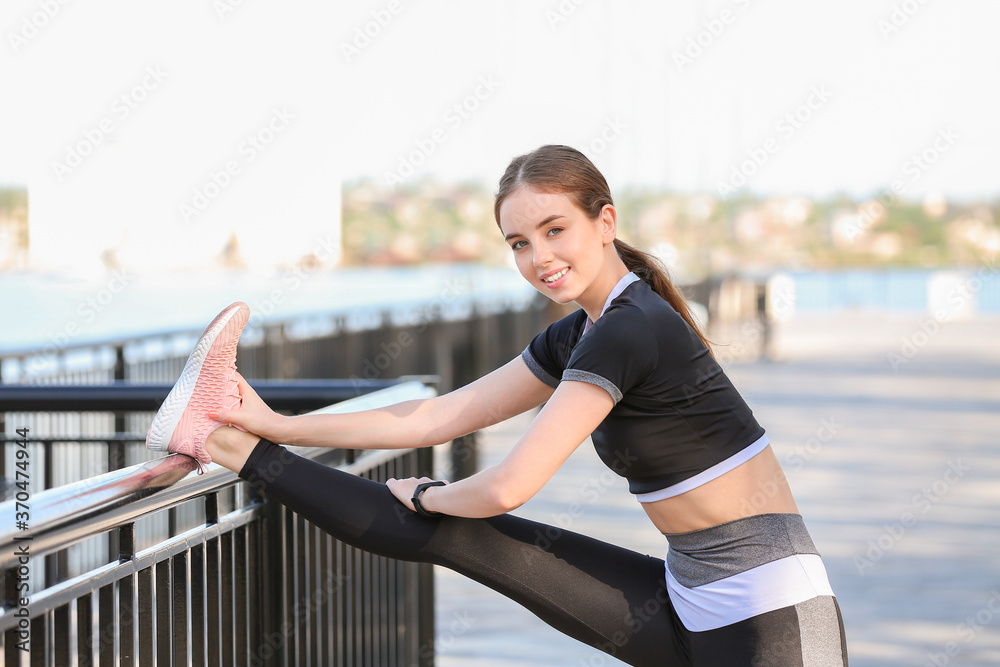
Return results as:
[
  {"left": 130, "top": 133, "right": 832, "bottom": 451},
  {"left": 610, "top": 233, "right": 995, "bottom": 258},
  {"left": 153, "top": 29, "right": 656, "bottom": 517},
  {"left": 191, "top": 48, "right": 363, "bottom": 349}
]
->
[{"left": 146, "top": 302, "right": 248, "bottom": 451}]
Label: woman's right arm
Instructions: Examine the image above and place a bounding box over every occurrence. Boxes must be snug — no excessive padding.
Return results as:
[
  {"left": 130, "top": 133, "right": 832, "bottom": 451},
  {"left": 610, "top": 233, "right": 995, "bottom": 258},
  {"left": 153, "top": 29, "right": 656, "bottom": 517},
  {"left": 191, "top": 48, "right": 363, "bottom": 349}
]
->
[{"left": 214, "top": 356, "right": 556, "bottom": 450}]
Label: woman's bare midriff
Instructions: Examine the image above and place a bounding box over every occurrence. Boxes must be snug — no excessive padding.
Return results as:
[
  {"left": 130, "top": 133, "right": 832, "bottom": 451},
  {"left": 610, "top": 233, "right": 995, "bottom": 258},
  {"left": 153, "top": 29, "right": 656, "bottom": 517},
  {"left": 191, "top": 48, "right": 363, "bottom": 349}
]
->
[{"left": 640, "top": 445, "right": 799, "bottom": 534}]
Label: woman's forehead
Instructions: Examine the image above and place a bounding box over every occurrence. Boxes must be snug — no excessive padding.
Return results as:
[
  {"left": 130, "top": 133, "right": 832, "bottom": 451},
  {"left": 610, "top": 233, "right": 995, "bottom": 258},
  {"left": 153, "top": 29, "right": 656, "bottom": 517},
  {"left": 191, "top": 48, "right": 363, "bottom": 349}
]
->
[{"left": 499, "top": 188, "right": 572, "bottom": 229}]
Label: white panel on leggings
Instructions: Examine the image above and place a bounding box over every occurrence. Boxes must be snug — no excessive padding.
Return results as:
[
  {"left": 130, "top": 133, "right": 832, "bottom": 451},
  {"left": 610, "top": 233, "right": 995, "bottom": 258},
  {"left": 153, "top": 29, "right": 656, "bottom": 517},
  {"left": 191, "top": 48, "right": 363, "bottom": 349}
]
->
[{"left": 664, "top": 553, "right": 835, "bottom": 632}]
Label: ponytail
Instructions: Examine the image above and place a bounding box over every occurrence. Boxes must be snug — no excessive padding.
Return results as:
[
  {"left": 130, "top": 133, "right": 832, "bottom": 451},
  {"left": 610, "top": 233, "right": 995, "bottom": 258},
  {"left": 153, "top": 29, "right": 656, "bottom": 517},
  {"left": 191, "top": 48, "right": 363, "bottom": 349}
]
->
[{"left": 613, "top": 239, "right": 714, "bottom": 357}]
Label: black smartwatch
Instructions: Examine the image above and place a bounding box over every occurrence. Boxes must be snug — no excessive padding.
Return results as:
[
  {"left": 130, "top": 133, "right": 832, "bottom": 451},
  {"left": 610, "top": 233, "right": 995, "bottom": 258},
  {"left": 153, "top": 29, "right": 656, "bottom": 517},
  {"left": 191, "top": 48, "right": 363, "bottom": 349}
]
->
[{"left": 411, "top": 481, "right": 447, "bottom": 518}]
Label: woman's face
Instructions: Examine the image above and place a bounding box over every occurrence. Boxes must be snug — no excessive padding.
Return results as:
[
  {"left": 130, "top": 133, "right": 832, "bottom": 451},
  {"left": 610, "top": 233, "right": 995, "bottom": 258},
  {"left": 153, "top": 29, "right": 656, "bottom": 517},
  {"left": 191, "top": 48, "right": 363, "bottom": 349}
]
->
[{"left": 498, "top": 186, "right": 615, "bottom": 305}]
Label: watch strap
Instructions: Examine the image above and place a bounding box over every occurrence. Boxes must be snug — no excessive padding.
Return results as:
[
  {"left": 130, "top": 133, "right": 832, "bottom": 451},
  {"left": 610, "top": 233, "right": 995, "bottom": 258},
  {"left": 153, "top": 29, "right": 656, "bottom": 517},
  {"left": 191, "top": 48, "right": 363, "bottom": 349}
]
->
[{"left": 411, "top": 480, "right": 447, "bottom": 518}]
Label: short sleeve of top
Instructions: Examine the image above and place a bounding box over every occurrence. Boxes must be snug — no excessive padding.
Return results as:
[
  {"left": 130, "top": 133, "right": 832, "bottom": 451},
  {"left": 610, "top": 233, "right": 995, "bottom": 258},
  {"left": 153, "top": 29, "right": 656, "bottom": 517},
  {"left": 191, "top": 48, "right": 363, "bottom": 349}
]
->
[{"left": 521, "top": 300, "right": 658, "bottom": 404}]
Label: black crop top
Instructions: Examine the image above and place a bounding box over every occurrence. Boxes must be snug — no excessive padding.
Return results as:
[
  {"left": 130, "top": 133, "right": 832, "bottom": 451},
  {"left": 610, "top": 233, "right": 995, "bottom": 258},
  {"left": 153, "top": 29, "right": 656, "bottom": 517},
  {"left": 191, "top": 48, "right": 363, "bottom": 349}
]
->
[{"left": 521, "top": 275, "right": 766, "bottom": 497}]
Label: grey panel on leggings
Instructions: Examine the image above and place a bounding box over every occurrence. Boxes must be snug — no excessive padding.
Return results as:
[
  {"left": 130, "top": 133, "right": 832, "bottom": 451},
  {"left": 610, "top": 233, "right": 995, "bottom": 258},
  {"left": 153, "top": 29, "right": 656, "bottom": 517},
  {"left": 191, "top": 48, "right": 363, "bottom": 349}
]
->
[
  {"left": 796, "top": 595, "right": 848, "bottom": 666},
  {"left": 665, "top": 513, "right": 820, "bottom": 587}
]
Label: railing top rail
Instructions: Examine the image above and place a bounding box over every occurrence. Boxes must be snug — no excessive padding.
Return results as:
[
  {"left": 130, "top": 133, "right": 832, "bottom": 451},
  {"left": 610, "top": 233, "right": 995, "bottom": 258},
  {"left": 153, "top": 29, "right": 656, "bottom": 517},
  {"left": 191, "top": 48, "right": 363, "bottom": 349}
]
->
[
  {"left": 0, "top": 380, "right": 436, "bottom": 565},
  {"left": 0, "top": 377, "right": 438, "bottom": 412}
]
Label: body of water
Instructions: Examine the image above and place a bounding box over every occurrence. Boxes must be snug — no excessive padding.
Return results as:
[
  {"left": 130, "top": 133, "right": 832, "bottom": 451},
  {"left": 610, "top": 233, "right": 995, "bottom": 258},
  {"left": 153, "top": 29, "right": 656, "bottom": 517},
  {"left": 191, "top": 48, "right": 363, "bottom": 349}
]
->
[{"left": 1, "top": 263, "right": 996, "bottom": 359}]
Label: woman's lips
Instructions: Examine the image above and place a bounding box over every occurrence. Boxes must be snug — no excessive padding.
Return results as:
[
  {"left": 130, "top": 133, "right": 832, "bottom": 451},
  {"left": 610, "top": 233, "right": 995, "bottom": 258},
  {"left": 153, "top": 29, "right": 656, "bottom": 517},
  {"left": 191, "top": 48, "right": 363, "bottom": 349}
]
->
[{"left": 540, "top": 267, "right": 569, "bottom": 288}]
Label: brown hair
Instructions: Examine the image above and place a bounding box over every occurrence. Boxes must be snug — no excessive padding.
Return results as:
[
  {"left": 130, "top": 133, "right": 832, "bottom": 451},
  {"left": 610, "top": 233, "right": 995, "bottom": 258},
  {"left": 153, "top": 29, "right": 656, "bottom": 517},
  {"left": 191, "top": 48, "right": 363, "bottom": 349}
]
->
[{"left": 494, "top": 144, "right": 713, "bottom": 354}]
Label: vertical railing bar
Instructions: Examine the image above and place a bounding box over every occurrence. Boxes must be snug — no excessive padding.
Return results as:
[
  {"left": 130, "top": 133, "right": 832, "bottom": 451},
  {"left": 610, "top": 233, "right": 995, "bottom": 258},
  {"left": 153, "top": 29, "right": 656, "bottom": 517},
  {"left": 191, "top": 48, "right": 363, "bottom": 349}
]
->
[
  {"left": 28, "top": 612, "right": 45, "bottom": 667},
  {"left": 295, "top": 513, "right": 307, "bottom": 666},
  {"left": 244, "top": 522, "right": 259, "bottom": 667},
  {"left": 98, "top": 584, "right": 113, "bottom": 667},
  {"left": 172, "top": 550, "right": 189, "bottom": 667},
  {"left": 259, "top": 489, "right": 285, "bottom": 667},
  {"left": 190, "top": 543, "right": 206, "bottom": 667},
  {"left": 306, "top": 520, "right": 317, "bottom": 667},
  {"left": 124, "top": 572, "right": 137, "bottom": 666},
  {"left": 155, "top": 560, "right": 171, "bottom": 667},
  {"left": 354, "top": 547, "right": 364, "bottom": 667},
  {"left": 320, "top": 529, "right": 332, "bottom": 666},
  {"left": 137, "top": 568, "right": 153, "bottom": 667},
  {"left": 286, "top": 509, "right": 297, "bottom": 666},
  {"left": 337, "top": 538, "right": 347, "bottom": 667},
  {"left": 78, "top": 592, "right": 94, "bottom": 667},
  {"left": 205, "top": 537, "right": 220, "bottom": 666},
  {"left": 220, "top": 532, "right": 234, "bottom": 666},
  {"left": 234, "top": 526, "right": 248, "bottom": 666}
]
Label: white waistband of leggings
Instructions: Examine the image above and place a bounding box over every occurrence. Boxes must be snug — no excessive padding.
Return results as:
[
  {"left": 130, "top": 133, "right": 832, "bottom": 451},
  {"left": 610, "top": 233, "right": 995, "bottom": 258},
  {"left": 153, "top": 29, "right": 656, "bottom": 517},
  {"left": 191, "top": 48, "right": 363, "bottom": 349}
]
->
[
  {"left": 665, "top": 553, "right": 835, "bottom": 632},
  {"left": 635, "top": 433, "right": 770, "bottom": 503}
]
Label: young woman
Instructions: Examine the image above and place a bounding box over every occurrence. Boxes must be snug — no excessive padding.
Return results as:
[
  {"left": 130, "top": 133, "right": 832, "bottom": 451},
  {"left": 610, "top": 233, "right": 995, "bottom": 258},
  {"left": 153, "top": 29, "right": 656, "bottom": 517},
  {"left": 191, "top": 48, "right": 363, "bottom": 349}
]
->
[{"left": 148, "top": 145, "right": 848, "bottom": 666}]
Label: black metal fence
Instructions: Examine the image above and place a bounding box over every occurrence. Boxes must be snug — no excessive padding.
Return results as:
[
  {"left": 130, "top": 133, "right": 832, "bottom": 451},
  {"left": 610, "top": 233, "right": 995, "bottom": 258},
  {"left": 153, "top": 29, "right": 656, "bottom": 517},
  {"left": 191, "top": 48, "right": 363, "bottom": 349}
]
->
[{"left": 0, "top": 380, "right": 437, "bottom": 666}]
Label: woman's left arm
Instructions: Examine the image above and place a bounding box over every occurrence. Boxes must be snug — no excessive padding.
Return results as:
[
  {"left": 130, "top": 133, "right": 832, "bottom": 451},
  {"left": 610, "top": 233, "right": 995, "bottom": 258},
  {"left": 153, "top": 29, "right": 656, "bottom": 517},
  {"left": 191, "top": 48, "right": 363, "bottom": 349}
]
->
[{"left": 387, "top": 380, "right": 614, "bottom": 518}]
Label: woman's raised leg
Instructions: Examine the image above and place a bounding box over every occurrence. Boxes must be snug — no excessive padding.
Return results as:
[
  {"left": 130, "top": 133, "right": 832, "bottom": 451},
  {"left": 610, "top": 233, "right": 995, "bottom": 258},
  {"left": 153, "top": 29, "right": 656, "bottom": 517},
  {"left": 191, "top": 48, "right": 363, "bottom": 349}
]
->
[{"left": 207, "top": 429, "right": 688, "bottom": 667}]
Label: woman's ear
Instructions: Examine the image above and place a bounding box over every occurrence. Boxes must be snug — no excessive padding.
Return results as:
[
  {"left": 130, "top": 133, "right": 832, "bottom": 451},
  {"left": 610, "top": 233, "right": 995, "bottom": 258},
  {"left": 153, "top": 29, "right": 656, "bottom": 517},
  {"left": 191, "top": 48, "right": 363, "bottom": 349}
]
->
[{"left": 599, "top": 204, "right": 618, "bottom": 244}]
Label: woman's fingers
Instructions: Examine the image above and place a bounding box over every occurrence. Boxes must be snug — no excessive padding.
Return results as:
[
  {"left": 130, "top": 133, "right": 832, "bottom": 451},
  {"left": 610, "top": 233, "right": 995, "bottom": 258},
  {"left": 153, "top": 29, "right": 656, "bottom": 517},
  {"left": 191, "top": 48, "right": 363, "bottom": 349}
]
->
[
  {"left": 210, "top": 374, "right": 267, "bottom": 429},
  {"left": 386, "top": 477, "right": 447, "bottom": 511}
]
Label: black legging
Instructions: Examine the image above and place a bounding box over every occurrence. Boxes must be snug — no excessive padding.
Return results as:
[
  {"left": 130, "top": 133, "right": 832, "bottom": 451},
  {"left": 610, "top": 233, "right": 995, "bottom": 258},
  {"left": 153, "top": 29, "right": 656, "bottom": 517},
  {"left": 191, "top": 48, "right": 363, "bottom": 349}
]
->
[{"left": 238, "top": 438, "right": 844, "bottom": 666}]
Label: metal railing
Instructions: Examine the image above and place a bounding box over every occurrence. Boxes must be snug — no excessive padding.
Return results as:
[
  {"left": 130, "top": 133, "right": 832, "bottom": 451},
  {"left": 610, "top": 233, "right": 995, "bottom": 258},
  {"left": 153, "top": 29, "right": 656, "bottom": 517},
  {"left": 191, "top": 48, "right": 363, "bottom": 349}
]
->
[{"left": 0, "top": 380, "right": 438, "bottom": 666}]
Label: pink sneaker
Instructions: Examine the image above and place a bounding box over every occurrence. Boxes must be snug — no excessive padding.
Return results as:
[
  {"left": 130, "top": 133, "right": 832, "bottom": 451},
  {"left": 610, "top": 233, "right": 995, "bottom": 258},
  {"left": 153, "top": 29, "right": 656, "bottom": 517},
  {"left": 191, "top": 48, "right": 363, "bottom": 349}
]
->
[{"left": 146, "top": 302, "right": 250, "bottom": 473}]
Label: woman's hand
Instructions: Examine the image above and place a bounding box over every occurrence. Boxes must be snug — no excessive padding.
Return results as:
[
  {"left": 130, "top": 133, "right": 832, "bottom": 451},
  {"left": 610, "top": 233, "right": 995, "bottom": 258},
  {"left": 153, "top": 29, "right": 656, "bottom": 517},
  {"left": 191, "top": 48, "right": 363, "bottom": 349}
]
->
[
  {"left": 386, "top": 476, "right": 449, "bottom": 512},
  {"left": 210, "top": 373, "right": 286, "bottom": 442}
]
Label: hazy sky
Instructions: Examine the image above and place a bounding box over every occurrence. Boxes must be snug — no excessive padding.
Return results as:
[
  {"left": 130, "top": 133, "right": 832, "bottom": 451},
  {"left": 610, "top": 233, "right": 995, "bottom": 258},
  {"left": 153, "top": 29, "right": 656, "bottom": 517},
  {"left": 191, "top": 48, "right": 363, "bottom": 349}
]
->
[{"left": 0, "top": 1, "right": 997, "bottom": 271}]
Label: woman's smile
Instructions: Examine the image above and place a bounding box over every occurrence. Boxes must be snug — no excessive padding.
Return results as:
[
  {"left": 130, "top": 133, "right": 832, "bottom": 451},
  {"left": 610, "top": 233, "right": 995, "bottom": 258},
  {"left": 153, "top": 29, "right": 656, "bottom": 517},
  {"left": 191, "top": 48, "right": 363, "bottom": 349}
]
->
[{"left": 540, "top": 267, "right": 570, "bottom": 288}]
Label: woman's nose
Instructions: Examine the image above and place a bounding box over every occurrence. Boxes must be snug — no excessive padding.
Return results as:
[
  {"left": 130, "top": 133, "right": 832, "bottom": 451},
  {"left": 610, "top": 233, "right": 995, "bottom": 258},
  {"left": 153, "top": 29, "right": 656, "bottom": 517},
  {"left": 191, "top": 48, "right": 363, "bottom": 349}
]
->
[{"left": 533, "top": 243, "right": 552, "bottom": 267}]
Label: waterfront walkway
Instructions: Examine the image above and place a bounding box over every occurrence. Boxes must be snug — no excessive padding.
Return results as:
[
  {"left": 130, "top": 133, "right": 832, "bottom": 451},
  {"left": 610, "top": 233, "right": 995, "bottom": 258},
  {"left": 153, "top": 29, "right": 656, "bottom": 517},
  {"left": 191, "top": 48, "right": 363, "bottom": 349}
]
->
[{"left": 434, "top": 312, "right": 1000, "bottom": 666}]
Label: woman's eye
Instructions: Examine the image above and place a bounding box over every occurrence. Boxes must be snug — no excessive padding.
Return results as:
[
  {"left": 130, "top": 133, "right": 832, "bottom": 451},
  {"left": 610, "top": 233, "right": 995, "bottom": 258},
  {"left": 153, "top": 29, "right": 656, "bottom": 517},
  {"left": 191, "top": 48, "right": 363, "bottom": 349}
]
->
[
  {"left": 547, "top": 227, "right": 562, "bottom": 236},
  {"left": 511, "top": 240, "right": 527, "bottom": 250}
]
